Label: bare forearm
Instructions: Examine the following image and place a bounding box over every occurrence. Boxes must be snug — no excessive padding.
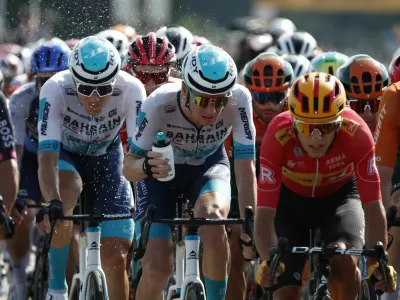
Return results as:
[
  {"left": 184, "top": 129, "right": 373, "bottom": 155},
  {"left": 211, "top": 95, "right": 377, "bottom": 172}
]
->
[
  {"left": 0, "top": 159, "right": 19, "bottom": 214},
  {"left": 255, "top": 208, "right": 277, "bottom": 261},
  {"left": 38, "top": 156, "right": 60, "bottom": 202},
  {"left": 364, "top": 201, "right": 388, "bottom": 249},
  {"left": 122, "top": 154, "right": 147, "bottom": 182},
  {"left": 235, "top": 159, "right": 257, "bottom": 217},
  {"left": 378, "top": 167, "right": 394, "bottom": 209}
]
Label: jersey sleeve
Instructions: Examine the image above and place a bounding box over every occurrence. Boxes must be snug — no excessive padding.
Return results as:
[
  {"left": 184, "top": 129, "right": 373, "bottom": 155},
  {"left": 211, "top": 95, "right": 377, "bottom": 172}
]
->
[
  {"left": 353, "top": 121, "right": 382, "bottom": 204},
  {"left": 374, "top": 84, "right": 400, "bottom": 168},
  {"left": 257, "top": 117, "right": 284, "bottom": 208},
  {"left": 231, "top": 86, "right": 256, "bottom": 159},
  {"left": 0, "top": 93, "right": 16, "bottom": 161},
  {"left": 123, "top": 79, "right": 146, "bottom": 150},
  {"left": 37, "top": 80, "right": 63, "bottom": 153},
  {"left": 9, "top": 87, "right": 31, "bottom": 145},
  {"left": 129, "top": 93, "right": 161, "bottom": 157}
]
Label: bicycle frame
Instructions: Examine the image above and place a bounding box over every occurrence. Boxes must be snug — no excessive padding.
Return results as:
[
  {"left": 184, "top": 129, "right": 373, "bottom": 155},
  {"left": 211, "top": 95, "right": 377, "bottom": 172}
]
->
[{"left": 69, "top": 225, "right": 109, "bottom": 300}]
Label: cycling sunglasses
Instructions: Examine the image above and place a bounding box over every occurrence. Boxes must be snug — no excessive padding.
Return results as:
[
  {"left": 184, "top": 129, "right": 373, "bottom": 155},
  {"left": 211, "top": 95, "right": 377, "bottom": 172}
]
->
[
  {"left": 251, "top": 91, "right": 286, "bottom": 105},
  {"left": 133, "top": 70, "right": 170, "bottom": 85},
  {"left": 188, "top": 87, "right": 232, "bottom": 108},
  {"left": 294, "top": 119, "right": 342, "bottom": 136},
  {"left": 348, "top": 99, "right": 380, "bottom": 114},
  {"left": 76, "top": 83, "right": 114, "bottom": 97}
]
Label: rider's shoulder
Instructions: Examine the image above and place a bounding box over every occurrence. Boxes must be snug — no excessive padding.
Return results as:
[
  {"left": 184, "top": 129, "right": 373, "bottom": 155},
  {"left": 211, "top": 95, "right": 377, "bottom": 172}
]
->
[
  {"left": 231, "top": 83, "right": 252, "bottom": 104},
  {"left": 340, "top": 107, "right": 369, "bottom": 138},
  {"left": 115, "top": 70, "right": 144, "bottom": 89},
  {"left": 142, "top": 82, "right": 181, "bottom": 111},
  {"left": 269, "top": 111, "right": 295, "bottom": 146},
  {"left": 9, "top": 81, "right": 36, "bottom": 99}
]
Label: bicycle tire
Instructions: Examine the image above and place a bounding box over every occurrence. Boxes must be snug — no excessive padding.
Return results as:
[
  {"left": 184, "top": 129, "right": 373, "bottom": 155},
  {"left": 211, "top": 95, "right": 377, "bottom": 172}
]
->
[
  {"left": 69, "top": 277, "right": 80, "bottom": 300},
  {"left": 85, "top": 271, "right": 106, "bottom": 300},
  {"left": 184, "top": 282, "right": 205, "bottom": 300},
  {"left": 30, "top": 246, "right": 49, "bottom": 300},
  {"left": 358, "top": 279, "right": 378, "bottom": 300}
]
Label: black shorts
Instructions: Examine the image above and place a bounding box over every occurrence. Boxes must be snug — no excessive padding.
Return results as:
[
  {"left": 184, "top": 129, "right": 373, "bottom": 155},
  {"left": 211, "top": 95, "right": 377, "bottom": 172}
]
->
[{"left": 274, "top": 176, "right": 365, "bottom": 288}]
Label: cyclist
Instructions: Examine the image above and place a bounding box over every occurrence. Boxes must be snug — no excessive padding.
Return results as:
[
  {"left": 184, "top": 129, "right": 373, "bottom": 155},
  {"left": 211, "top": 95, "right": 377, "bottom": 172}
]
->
[
  {"left": 156, "top": 25, "right": 195, "bottom": 71},
  {"left": 97, "top": 29, "right": 129, "bottom": 60},
  {"left": 310, "top": 51, "right": 349, "bottom": 75},
  {"left": 267, "top": 17, "right": 297, "bottom": 44},
  {"left": 375, "top": 56, "right": 400, "bottom": 300},
  {"left": 280, "top": 54, "right": 310, "bottom": 85},
  {"left": 0, "top": 52, "right": 25, "bottom": 97},
  {"left": 121, "top": 32, "right": 177, "bottom": 154},
  {"left": 123, "top": 44, "right": 257, "bottom": 300},
  {"left": 273, "top": 31, "right": 320, "bottom": 60},
  {"left": 336, "top": 54, "right": 389, "bottom": 131},
  {"left": 224, "top": 52, "right": 293, "bottom": 300},
  {"left": 255, "top": 72, "right": 396, "bottom": 299},
  {"left": 8, "top": 39, "right": 71, "bottom": 299},
  {"left": 112, "top": 24, "right": 137, "bottom": 43},
  {"left": 36, "top": 36, "right": 146, "bottom": 300}
]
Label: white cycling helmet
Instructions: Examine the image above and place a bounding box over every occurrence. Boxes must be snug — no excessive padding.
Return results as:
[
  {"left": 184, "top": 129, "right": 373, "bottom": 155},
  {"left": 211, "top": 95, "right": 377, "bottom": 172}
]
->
[
  {"left": 276, "top": 31, "right": 318, "bottom": 60},
  {"left": 281, "top": 54, "right": 311, "bottom": 85},
  {"left": 0, "top": 69, "right": 3, "bottom": 91},
  {"left": 156, "top": 25, "right": 195, "bottom": 60},
  {"left": 182, "top": 45, "right": 237, "bottom": 95},
  {"left": 69, "top": 36, "right": 121, "bottom": 85},
  {"left": 268, "top": 18, "right": 297, "bottom": 40},
  {"left": 0, "top": 53, "right": 24, "bottom": 79},
  {"left": 97, "top": 29, "right": 129, "bottom": 58}
]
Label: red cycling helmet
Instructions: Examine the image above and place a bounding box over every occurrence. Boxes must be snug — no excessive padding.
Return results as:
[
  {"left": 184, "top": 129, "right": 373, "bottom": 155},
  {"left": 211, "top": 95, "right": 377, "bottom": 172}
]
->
[
  {"left": 389, "top": 54, "right": 400, "bottom": 84},
  {"left": 127, "top": 32, "right": 176, "bottom": 66}
]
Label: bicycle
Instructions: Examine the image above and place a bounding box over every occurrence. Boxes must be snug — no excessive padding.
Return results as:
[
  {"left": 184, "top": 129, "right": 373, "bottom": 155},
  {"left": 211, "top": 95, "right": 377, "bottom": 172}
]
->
[
  {"left": 41, "top": 209, "right": 134, "bottom": 300},
  {"left": 134, "top": 202, "right": 255, "bottom": 300},
  {"left": 268, "top": 237, "right": 391, "bottom": 300}
]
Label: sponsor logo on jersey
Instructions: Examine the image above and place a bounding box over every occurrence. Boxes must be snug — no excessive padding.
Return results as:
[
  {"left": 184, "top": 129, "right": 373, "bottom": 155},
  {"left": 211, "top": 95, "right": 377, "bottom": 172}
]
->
[
  {"left": 238, "top": 107, "right": 253, "bottom": 140},
  {"left": 260, "top": 165, "right": 276, "bottom": 184},
  {"left": 111, "top": 88, "right": 122, "bottom": 96},
  {"left": 166, "top": 124, "right": 196, "bottom": 131},
  {"left": 166, "top": 127, "right": 228, "bottom": 144},
  {"left": 135, "top": 117, "right": 148, "bottom": 141},
  {"left": 0, "top": 119, "right": 13, "bottom": 148},
  {"left": 163, "top": 104, "right": 176, "bottom": 113},
  {"left": 216, "top": 120, "right": 224, "bottom": 129},
  {"left": 40, "top": 101, "right": 51, "bottom": 136},
  {"left": 341, "top": 118, "right": 360, "bottom": 136},
  {"left": 109, "top": 108, "right": 117, "bottom": 118},
  {"left": 67, "top": 107, "right": 91, "bottom": 121},
  {"left": 63, "top": 115, "right": 121, "bottom": 136},
  {"left": 374, "top": 103, "right": 387, "bottom": 145},
  {"left": 293, "top": 146, "right": 303, "bottom": 157},
  {"left": 275, "top": 126, "right": 294, "bottom": 146},
  {"left": 325, "top": 153, "right": 347, "bottom": 170},
  {"left": 367, "top": 155, "right": 378, "bottom": 176},
  {"left": 64, "top": 88, "right": 77, "bottom": 96}
]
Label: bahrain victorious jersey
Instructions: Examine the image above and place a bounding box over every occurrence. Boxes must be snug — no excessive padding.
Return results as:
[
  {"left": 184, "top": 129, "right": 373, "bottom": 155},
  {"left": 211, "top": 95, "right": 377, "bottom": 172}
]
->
[
  {"left": 38, "top": 70, "right": 146, "bottom": 156},
  {"left": 374, "top": 82, "right": 400, "bottom": 168},
  {"left": 258, "top": 108, "right": 381, "bottom": 208}
]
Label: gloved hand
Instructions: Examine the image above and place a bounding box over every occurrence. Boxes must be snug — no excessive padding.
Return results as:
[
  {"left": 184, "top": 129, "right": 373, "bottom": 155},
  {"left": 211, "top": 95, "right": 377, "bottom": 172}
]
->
[
  {"left": 36, "top": 200, "right": 64, "bottom": 233},
  {"left": 368, "top": 263, "right": 397, "bottom": 293},
  {"left": 256, "top": 259, "right": 285, "bottom": 288}
]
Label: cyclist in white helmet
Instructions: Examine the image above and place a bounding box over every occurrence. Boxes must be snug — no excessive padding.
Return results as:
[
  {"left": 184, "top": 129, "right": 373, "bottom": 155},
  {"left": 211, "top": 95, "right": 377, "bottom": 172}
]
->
[
  {"left": 123, "top": 45, "right": 257, "bottom": 300},
  {"left": 156, "top": 25, "right": 195, "bottom": 71},
  {"left": 97, "top": 29, "right": 129, "bottom": 61},
  {"left": 276, "top": 31, "right": 320, "bottom": 60},
  {"left": 281, "top": 54, "right": 311, "bottom": 85},
  {"left": 267, "top": 17, "right": 297, "bottom": 44},
  {"left": 36, "top": 36, "right": 146, "bottom": 300}
]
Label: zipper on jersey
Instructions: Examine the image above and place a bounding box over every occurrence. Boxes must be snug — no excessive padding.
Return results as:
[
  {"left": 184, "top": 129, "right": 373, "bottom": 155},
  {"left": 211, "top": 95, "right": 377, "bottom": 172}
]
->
[
  {"left": 312, "top": 159, "right": 319, "bottom": 197},
  {"left": 86, "top": 115, "right": 93, "bottom": 155}
]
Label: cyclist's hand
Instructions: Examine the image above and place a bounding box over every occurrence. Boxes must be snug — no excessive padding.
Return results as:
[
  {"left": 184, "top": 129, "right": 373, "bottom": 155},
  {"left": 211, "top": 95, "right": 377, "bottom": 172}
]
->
[
  {"left": 239, "top": 233, "right": 257, "bottom": 261},
  {"left": 10, "top": 207, "right": 23, "bottom": 225},
  {"left": 368, "top": 263, "right": 397, "bottom": 293},
  {"left": 143, "top": 151, "right": 171, "bottom": 179},
  {"left": 256, "top": 259, "right": 285, "bottom": 288},
  {"left": 36, "top": 200, "right": 64, "bottom": 234}
]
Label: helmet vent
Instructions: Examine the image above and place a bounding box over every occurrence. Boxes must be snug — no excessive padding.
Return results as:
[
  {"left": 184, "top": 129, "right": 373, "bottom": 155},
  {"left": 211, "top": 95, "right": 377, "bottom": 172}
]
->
[
  {"left": 323, "top": 95, "right": 330, "bottom": 112},
  {"left": 302, "top": 96, "right": 309, "bottom": 112},
  {"left": 362, "top": 72, "right": 372, "bottom": 83},
  {"left": 263, "top": 65, "right": 273, "bottom": 76},
  {"left": 46, "top": 50, "right": 51, "bottom": 67},
  {"left": 328, "top": 66, "right": 334, "bottom": 75}
]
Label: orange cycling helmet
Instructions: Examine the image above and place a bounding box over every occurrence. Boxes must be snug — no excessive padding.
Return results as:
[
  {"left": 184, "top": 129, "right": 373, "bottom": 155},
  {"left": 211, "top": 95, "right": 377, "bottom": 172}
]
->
[
  {"left": 336, "top": 54, "right": 389, "bottom": 100},
  {"left": 243, "top": 52, "right": 293, "bottom": 92},
  {"left": 288, "top": 72, "right": 346, "bottom": 123}
]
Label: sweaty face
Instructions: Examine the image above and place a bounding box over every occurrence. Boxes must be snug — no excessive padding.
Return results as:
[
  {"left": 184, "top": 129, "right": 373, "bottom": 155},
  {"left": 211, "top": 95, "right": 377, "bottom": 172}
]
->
[
  {"left": 297, "top": 129, "right": 336, "bottom": 159},
  {"left": 253, "top": 101, "right": 284, "bottom": 125},
  {"left": 78, "top": 93, "right": 111, "bottom": 116}
]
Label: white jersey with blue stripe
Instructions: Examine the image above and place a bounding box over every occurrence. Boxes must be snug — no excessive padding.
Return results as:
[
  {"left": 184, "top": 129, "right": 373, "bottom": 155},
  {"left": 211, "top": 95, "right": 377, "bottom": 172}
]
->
[
  {"left": 38, "top": 70, "right": 146, "bottom": 156},
  {"left": 130, "top": 82, "right": 256, "bottom": 166}
]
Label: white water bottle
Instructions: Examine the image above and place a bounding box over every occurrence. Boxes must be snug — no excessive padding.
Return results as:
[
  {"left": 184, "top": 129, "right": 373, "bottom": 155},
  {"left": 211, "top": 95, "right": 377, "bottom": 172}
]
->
[{"left": 152, "top": 131, "right": 175, "bottom": 181}]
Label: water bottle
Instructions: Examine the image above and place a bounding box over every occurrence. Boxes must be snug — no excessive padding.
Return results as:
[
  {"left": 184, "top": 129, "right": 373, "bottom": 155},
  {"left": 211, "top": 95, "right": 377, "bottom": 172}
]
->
[{"left": 152, "top": 132, "right": 175, "bottom": 181}]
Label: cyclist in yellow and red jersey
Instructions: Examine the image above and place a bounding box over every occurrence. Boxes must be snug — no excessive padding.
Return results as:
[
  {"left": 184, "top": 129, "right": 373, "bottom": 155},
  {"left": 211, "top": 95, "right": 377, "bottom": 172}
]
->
[
  {"left": 224, "top": 52, "right": 293, "bottom": 300},
  {"left": 255, "top": 72, "right": 396, "bottom": 299},
  {"left": 120, "top": 32, "right": 178, "bottom": 154},
  {"left": 336, "top": 54, "right": 389, "bottom": 132}
]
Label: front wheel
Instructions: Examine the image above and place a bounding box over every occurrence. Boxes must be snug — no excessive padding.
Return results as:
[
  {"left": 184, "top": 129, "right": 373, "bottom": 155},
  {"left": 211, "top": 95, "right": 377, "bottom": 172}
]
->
[
  {"left": 85, "top": 271, "right": 106, "bottom": 300},
  {"left": 184, "top": 282, "right": 205, "bottom": 300}
]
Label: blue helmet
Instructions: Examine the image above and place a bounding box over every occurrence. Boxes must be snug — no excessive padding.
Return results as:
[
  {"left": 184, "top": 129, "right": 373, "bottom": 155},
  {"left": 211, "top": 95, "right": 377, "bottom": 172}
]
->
[{"left": 31, "top": 40, "right": 70, "bottom": 74}]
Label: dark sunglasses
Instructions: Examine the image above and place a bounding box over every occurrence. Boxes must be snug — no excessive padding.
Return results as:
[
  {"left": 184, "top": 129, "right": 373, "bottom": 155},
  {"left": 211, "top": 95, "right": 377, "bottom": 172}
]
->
[
  {"left": 348, "top": 99, "right": 380, "bottom": 114},
  {"left": 251, "top": 91, "right": 286, "bottom": 105},
  {"left": 76, "top": 83, "right": 114, "bottom": 97}
]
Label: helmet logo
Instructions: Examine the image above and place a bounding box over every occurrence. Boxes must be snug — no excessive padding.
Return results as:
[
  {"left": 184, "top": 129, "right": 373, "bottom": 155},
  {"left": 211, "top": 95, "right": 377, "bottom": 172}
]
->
[
  {"left": 191, "top": 54, "right": 198, "bottom": 73},
  {"left": 109, "top": 50, "right": 115, "bottom": 66},
  {"left": 74, "top": 50, "right": 80, "bottom": 66}
]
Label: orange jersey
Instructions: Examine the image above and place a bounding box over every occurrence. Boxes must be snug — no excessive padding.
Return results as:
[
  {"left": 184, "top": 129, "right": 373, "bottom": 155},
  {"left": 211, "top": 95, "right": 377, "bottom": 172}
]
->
[
  {"left": 374, "top": 82, "right": 400, "bottom": 168},
  {"left": 258, "top": 108, "right": 381, "bottom": 208}
]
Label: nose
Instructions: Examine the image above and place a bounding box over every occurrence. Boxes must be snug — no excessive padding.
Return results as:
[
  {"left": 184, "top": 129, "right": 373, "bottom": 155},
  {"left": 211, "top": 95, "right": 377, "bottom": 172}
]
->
[
  {"left": 311, "top": 129, "right": 322, "bottom": 140},
  {"left": 204, "top": 102, "right": 217, "bottom": 113}
]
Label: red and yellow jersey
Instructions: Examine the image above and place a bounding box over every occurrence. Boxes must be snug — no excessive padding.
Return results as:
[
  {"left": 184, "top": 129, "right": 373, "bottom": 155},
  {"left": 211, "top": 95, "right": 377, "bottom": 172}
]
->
[
  {"left": 374, "top": 82, "right": 400, "bottom": 168},
  {"left": 258, "top": 108, "right": 381, "bottom": 208}
]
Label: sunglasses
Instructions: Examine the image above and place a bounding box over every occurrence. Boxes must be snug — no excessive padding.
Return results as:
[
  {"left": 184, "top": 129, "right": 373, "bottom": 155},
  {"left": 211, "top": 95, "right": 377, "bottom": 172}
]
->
[
  {"left": 251, "top": 91, "right": 286, "bottom": 105},
  {"left": 188, "top": 87, "right": 232, "bottom": 108},
  {"left": 348, "top": 99, "right": 380, "bottom": 114},
  {"left": 76, "top": 83, "right": 114, "bottom": 97},
  {"left": 133, "top": 70, "right": 170, "bottom": 85},
  {"left": 294, "top": 119, "right": 342, "bottom": 136}
]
